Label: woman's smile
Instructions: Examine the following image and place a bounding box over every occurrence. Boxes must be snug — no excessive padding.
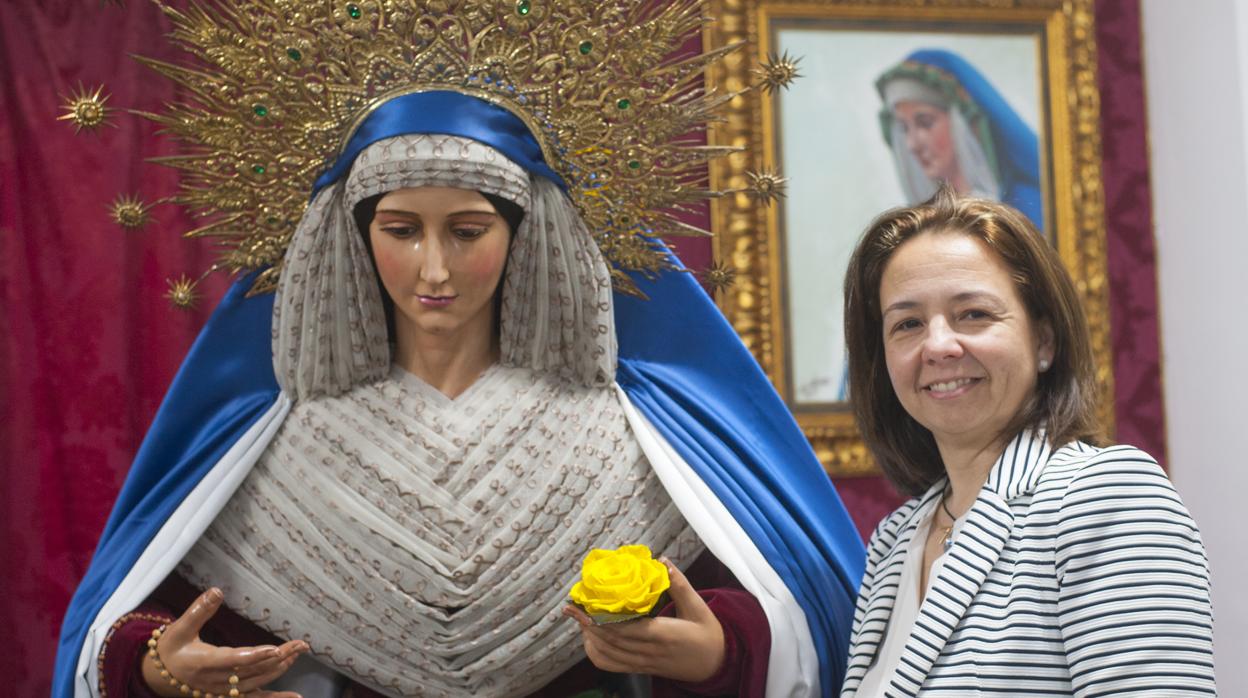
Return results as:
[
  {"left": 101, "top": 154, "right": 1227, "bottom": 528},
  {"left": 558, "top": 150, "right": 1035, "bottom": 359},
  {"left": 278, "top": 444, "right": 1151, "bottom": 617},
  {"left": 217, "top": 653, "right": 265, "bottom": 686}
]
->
[{"left": 922, "top": 376, "right": 982, "bottom": 398}]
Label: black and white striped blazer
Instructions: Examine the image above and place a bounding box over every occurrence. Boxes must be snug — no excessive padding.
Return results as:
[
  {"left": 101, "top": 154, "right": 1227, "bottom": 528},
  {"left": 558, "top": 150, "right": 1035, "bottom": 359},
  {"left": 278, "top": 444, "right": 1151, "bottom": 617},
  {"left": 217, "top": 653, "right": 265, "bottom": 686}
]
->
[{"left": 840, "top": 431, "right": 1215, "bottom": 697}]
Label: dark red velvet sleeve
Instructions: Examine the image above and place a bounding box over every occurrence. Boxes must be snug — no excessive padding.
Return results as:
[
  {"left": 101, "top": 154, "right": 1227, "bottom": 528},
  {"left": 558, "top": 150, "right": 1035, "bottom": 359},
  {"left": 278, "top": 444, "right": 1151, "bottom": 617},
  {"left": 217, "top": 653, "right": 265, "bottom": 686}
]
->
[
  {"left": 97, "top": 608, "right": 174, "bottom": 698},
  {"left": 651, "top": 587, "right": 770, "bottom": 698},
  {"left": 644, "top": 548, "right": 771, "bottom": 698}
]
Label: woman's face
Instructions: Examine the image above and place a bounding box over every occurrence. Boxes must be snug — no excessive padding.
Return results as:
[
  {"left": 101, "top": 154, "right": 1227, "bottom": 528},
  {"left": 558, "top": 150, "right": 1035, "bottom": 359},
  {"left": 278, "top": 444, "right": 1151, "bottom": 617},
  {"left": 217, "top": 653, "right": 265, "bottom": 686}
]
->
[
  {"left": 879, "top": 231, "right": 1053, "bottom": 454},
  {"left": 893, "top": 100, "right": 958, "bottom": 183},
  {"left": 369, "top": 186, "right": 511, "bottom": 344}
]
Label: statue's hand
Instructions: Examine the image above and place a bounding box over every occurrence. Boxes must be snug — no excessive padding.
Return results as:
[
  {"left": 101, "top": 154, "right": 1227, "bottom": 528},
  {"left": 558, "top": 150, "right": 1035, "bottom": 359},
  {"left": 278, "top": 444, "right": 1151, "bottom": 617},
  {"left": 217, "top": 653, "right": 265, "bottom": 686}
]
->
[
  {"left": 562, "top": 560, "right": 726, "bottom": 683},
  {"left": 141, "top": 587, "right": 310, "bottom": 697}
]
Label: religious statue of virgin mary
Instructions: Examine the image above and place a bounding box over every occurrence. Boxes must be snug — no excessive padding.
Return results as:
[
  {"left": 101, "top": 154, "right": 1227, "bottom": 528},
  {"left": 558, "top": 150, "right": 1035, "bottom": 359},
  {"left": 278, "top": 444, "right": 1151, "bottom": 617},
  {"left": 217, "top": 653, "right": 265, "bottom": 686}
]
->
[{"left": 52, "top": 2, "right": 865, "bottom": 697}]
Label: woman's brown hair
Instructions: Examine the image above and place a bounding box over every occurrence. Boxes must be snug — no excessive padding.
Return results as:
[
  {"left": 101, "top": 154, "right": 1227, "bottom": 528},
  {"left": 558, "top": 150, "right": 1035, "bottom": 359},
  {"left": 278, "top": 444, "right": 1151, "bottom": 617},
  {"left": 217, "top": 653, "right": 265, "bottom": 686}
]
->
[{"left": 843, "top": 185, "right": 1102, "bottom": 496}]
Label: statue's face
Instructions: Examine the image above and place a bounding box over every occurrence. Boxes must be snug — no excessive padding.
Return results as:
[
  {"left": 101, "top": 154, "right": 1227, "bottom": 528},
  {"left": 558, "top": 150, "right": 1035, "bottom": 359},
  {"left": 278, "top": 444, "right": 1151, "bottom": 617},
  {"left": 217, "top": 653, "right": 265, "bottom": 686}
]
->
[
  {"left": 368, "top": 186, "right": 511, "bottom": 345},
  {"left": 893, "top": 100, "right": 958, "bottom": 183}
]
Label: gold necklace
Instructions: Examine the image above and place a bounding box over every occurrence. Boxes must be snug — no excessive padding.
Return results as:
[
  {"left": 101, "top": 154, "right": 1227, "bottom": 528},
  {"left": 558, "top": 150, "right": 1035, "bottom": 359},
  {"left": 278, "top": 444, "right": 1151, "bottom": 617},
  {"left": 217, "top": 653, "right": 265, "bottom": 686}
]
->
[{"left": 938, "top": 488, "right": 957, "bottom": 552}]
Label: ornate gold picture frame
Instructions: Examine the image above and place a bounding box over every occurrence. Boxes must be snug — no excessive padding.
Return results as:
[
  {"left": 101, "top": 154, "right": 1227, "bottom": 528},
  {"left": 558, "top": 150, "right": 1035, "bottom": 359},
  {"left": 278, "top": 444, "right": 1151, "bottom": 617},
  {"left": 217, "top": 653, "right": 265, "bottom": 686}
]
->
[{"left": 705, "top": 0, "right": 1113, "bottom": 476}]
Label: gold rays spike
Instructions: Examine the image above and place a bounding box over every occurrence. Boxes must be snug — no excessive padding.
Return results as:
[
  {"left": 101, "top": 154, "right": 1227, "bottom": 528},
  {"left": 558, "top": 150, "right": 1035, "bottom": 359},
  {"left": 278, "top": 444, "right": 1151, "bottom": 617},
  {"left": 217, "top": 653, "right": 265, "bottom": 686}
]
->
[
  {"left": 754, "top": 52, "right": 802, "bottom": 94},
  {"left": 57, "top": 83, "right": 115, "bottom": 134},
  {"left": 745, "top": 169, "right": 788, "bottom": 206},
  {"left": 110, "top": 194, "right": 153, "bottom": 230},
  {"left": 164, "top": 274, "right": 199, "bottom": 310},
  {"left": 702, "top": 260, "right": 738, "bottom": 294}
]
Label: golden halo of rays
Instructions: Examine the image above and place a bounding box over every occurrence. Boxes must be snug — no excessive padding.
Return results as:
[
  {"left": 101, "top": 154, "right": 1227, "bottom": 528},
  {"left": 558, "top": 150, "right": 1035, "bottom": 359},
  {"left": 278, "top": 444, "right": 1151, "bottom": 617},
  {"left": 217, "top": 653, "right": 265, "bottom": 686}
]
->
[
  {"left": 126, "top": 0, "right": 797, "bottom": 299},
  {"left": 57, "top": 83, "right": 116, "bottom": 134},
  {"left": 745, "top": 169, "right": 788, "bottom": 206},
  {"left": 754, "top": 52, "right": 803, "bottom": 95},
  {"left": 110, "top": 194, "right": 153, "bottom": 230},
  {"left": 164, "top": 274, "right": 200, "bottom": 310},
  {"left": 701, "top": 260, "right": 738, "bottom": 294}
]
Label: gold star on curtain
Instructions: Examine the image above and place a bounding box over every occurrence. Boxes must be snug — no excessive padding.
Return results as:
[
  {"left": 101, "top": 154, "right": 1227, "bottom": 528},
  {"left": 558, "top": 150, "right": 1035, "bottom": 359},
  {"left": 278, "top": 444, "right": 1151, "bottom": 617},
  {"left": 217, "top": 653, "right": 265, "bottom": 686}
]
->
[
  {"left": 109, "top": 194, "right": 152, "bottom": 230},
  {"left": 164, "top": 275, "right": 199, "bottom": 310},
  {"left": 57, "top": 83, "right": 115, "bottom": 134}
]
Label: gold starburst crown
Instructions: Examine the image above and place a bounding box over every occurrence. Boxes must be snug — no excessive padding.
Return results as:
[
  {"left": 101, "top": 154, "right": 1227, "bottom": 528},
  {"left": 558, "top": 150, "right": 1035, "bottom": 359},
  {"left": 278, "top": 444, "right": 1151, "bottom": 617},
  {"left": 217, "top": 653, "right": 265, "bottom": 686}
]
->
[{"left": 129, "top": 0, "right": 795, "bottom": 296}]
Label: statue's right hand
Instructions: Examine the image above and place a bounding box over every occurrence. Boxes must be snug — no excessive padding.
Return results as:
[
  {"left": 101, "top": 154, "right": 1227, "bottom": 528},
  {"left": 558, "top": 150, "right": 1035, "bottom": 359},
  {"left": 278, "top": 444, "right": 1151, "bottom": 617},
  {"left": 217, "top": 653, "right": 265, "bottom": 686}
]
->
[{"left": 141, "top": 587, "right": 310, "bottom": 698}]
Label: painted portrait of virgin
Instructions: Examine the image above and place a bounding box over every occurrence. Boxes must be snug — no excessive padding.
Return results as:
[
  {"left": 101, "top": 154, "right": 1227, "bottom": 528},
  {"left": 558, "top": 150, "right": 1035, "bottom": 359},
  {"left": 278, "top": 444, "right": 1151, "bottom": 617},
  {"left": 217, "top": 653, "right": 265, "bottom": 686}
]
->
[
  {"left": 875, "top": 48, "right": 1044, "bottom": 229},
  {"left": 768, "top": 26, "right": 1046, "bottom": 406}
]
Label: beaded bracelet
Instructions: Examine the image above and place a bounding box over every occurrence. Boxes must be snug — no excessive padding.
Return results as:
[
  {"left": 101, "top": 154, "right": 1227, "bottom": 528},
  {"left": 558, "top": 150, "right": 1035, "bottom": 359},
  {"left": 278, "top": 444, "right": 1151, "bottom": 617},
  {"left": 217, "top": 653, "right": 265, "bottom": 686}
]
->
[{"left": 147, "top": 625, "right": 244, "bottom": 698}]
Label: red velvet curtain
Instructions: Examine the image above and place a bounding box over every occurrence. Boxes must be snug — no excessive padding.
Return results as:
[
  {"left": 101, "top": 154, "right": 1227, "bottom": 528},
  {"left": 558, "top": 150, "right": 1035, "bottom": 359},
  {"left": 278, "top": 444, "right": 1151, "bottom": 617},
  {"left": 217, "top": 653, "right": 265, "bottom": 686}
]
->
[
  {"left": 0, "top": 1, "right": 1161, "bottom": 695},
  {"left": 0, "top": 1, "right": 229, "bottom": 693}
]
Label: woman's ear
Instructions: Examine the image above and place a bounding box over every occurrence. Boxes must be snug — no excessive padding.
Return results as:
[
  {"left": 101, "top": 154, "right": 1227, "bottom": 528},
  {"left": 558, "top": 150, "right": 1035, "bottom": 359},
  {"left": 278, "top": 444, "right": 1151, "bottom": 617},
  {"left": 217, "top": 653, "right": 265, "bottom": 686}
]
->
[{"left": 1037, "top": 319, "right": 1055, "bottom": 372}]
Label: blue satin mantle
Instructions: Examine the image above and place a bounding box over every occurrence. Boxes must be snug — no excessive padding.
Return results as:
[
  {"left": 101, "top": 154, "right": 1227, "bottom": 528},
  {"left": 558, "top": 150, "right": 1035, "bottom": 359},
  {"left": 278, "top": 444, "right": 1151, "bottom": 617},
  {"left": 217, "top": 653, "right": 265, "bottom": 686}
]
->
[{"left": 899, "top": 49, "right": 1044, "bottom": 230}]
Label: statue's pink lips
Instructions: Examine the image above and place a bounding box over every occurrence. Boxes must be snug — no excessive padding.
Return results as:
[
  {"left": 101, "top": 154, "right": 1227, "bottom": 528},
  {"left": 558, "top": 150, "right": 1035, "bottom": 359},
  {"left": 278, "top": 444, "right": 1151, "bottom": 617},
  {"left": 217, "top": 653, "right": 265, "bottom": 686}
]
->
[{"left": 417, "top": 294, "right": 456, "bottom": 307}]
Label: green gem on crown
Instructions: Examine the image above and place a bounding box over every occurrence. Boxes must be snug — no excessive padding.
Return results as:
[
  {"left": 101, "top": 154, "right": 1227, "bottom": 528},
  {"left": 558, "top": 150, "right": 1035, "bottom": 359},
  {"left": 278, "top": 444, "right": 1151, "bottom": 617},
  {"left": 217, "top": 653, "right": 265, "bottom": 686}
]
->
[
  {"left": 252, "top": 164, "right": 266, "bottom": 175},
  {"left": 579, "top": 41, "right": 593, "bottom": 55},
  {"left": 253, "top": 104, "right": 268, "bottom": 117},
  {"left": 516, "top": 0, "right": 531, "bottom": 16},
  {"left": 627, "top": 160, "right": 641, "bottom": 170},
  {"left": 287, "top": 48, "right": 302, "bottom": 61},
  {"left": 347, "top": 4, "right": 361, "bottom": 19},
  {"left": 616, "top": 98, "right": 631, "bottom": 110}
]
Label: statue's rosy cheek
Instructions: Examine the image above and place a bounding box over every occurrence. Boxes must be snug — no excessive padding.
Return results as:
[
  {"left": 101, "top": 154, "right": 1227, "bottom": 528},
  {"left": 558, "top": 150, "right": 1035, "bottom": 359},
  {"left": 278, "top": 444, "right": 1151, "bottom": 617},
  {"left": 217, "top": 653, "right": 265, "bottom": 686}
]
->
[
  {"left": 371, "top": 246, "right": 404, "bottom": 288},
  {"left": 465, "top": 247, "right": 508, "bottom": 284}
]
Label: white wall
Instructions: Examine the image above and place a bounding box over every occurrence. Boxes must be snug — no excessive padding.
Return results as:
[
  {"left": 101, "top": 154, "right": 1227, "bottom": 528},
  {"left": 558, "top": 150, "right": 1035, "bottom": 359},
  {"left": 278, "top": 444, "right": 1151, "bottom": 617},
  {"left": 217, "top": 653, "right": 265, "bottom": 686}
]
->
[{"left": 1143, "top": 0, "right": 1248, "bottom": 691}]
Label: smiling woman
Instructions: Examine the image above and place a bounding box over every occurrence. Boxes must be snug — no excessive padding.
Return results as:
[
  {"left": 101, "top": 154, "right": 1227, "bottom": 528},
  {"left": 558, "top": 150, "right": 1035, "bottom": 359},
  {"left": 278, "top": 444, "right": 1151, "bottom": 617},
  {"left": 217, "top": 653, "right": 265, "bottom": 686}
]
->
[
  {"left": 879, "top": 232, "right": 1054, "bottom": 459},
  {"left": 837, "top": 185, "right": 1214, "bottom": 696}
]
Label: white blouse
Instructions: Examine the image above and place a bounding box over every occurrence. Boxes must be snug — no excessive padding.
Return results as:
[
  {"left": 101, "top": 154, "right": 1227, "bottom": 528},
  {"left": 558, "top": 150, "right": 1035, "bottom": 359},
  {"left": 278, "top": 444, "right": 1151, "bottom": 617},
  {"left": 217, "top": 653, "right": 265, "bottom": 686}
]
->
[{"left": 855, "top": 495, "right": 968, "bottom": 698}]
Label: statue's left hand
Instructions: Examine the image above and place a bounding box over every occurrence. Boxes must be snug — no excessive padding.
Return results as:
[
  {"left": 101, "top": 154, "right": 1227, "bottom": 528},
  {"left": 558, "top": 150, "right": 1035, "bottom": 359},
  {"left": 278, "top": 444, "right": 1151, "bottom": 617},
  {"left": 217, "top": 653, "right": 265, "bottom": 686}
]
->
[{"left": 562, "top": 559, "right": 726, "bottom": 684}]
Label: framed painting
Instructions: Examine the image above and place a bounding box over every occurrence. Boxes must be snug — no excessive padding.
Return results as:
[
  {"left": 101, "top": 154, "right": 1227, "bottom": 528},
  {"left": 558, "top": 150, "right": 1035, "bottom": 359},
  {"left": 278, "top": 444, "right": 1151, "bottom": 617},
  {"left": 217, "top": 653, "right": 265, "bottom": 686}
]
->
[{"left": 705, "top": 0, "right": 1114, "bottom": 476}]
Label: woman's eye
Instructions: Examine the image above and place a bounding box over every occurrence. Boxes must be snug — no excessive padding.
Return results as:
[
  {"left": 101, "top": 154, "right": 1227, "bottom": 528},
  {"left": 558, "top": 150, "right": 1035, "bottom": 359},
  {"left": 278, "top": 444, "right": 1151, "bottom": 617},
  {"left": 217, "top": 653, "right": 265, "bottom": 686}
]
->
[
  {"left": 892, "top": 318, "right": 922, "bottom": 334},
  {"left": 962, "top": 309, "right": 992, "bottom": 321}
]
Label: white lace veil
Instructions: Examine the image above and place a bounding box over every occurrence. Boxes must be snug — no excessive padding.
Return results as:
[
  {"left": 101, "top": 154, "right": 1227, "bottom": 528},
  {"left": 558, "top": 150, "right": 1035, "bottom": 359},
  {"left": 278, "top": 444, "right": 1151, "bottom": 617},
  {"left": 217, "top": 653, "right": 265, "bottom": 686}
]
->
[
  {"left": 881, "top": 76, "right": 1001, "bottom": 203},
  {"left": 272, "top": 134, "right": 617, "bottom": 399}
]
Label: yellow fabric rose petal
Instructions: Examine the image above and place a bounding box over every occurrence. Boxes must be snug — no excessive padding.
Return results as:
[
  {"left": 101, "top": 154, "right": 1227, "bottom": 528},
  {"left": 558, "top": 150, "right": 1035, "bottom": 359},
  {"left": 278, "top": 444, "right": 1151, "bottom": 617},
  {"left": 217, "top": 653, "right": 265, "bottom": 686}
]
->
[{"left": 568, "top": 544, "right": 671, "bottom": 616}]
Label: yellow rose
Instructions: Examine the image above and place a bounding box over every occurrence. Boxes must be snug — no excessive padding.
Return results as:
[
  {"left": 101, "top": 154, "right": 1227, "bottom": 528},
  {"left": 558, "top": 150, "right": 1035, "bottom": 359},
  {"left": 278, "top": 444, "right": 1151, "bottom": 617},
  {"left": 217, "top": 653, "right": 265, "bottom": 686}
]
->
[{"left": 568, "top": 544, "right": 670, "bottom": 619}]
